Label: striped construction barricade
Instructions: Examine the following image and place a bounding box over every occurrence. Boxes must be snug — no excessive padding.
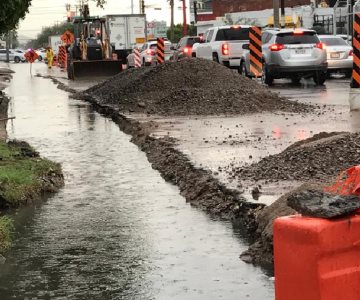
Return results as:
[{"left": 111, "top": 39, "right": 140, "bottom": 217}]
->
[{"left": 249, "top": 26, "right": 262, "bottom": 78}]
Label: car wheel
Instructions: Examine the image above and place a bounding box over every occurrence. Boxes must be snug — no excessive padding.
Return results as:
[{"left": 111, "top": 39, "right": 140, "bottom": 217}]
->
[
  {"left": 263, "top": 63, "right": 273, "bottom": 86},
  {"left": 313, "top": 71, "right": 326, "bottom": 85},
  {"left": 212, "top": 53, "right": 219, "bottom": 63},
  {"left": 14, "top": 56, "right": 20, "bottom": 63},
  {"left": 345, "top": 70, "right": 352, "bottom": 78},
  {"left": 38, "top": 55, "right": 43, "bottom": 62},
  {"left": 239, "top": 61, "right": 250, "bottom": 77},
  {"left": 291, "top": 77, "right": 301, "bottom": 85}
]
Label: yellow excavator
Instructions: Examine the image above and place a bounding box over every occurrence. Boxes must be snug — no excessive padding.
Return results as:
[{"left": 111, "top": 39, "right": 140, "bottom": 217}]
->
[{"left": 67, "top": 5, "right": 122, "bottom": 79}]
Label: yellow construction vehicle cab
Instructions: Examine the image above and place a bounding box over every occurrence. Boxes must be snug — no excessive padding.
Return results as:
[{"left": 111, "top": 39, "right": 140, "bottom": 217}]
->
[{"left": 67, "top": 15, "right": 122, "bottom": 79}]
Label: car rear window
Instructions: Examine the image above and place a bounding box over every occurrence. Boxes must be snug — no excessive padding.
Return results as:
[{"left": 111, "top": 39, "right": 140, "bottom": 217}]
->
[
  {"left": 320, "top": 37, "right": 348, "bottom": 46},
  {"left": 215, "top": 28, "right": 249, "bottom": 41},
  {"left": 186, "top": 37, "right": 201, "bottom": 46},
  {"left": 276, "top": 32, "right": 320, "bottom": 44}
]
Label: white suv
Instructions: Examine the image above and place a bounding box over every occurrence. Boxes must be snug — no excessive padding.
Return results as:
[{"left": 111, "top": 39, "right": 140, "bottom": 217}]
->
[
  {"left": 261, "top": 28, "right": 327, "bottom": 85},
  {"left": 140, "top": 40, "right": 172, "bottom": 66},
  {"left": 0, "top": 49, "right": 26, "bottom": 63}
]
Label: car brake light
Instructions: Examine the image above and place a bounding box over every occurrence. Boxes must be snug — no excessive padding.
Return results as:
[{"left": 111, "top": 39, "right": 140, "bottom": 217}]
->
[
  {"left": 293, "top": 29, "right": 304, "bottom": 35},
  {"left": 315, "top": 42, "right": 325, "bottom": 50},
  {"left": 349, "top": 49, "right": 353, "bottom": 56},
  {"left": 222, "top": 43, "right": 229, "bottom": 55},
  {"left": 231, "top": 25, "right": 241, "bottom": 29},
  {"left": 183, "top": 47, "right": 191, "bottom": 54},
  {"left": 269, "top": 44, "right": 285, "bottom": 51}
]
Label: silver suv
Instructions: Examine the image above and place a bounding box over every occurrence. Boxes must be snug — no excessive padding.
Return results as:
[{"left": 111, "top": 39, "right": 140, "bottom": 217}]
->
[{"left": 261, "top": 28, "right": 327, "bottom": 85}]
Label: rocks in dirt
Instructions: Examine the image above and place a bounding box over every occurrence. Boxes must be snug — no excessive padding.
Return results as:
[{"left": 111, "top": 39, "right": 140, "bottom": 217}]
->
[
  {"left": 80, "top": 59, "right": 311, "bottom": 116},
  {"left": 233, "top": 132, "right": 360, "bottom": 183},
  {"left": 287, "top": 189, "right": 360, "bottom": 218},
  {"left": 7, "top": 140, "right": 39, "bottom": 157},
  {"left": 0, "top": 254, "right": 5, "bottom": 264}
]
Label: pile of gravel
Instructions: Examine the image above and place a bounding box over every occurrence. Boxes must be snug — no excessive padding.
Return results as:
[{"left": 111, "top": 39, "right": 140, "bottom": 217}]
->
[
  {"left": 81, "top": 58, "right": 311, "bottom": 116},
  {"left": 232, "top": 132, "right": 360, "bottom": 183}
]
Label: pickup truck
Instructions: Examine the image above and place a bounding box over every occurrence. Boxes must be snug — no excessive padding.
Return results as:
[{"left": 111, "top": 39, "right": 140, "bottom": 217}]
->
[{"left": 193, "top": 25, "right": 251, "bottom": 71}]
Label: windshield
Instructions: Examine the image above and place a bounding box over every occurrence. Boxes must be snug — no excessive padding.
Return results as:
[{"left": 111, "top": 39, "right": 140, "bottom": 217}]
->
[
  {"left": 186, "top": 37, "right": 201, "bottom": 46},
  {"left": 276, "top": 32, "right": 320, "bottom": 44},
  {"left": 320, "top": 37, "right": 349, "bottom": 46},
  {"left": 215, "top": 28, "right": 249, "bottom": 41}
]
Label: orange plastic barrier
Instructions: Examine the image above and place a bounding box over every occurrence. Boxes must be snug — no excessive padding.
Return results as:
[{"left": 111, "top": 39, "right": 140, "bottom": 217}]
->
[
  {"left": 325, "top": 165, "right": 360, "bottom": 196},
  {"left": 274, "top": 214, "right": 360, "bottom": 300}
]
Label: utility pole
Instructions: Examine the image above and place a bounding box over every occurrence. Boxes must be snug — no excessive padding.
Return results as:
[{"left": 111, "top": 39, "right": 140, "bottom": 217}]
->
[
  {"left": 182, "top": 0, "right": 187, "bottom": 36},
  {"left": 169, "top": 0, "right": 174, "bottom": 42},
  {"left": 280, "top": 0, "right": 285, "bottom": 28},
  {"left": 140, "top": 0, "right": 145, "bottom": 14},
  {"left": 273, "top": 0, "right": 280, "bottom": 28}
]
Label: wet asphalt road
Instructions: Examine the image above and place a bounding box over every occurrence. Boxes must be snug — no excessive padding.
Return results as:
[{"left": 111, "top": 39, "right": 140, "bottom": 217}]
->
[{"left": 0, "top": 63, "right": 274, "bottom": 299}]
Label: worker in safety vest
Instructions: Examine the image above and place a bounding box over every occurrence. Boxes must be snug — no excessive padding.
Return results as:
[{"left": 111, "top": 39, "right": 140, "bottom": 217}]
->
[{"left": 46, "top": 47, "right": 54, "bottom": 69}]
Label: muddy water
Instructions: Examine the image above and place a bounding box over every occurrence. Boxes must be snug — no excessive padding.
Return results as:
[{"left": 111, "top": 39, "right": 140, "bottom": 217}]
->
[{"left": 0, "top": 64, "right": 274, "bottom": 299}]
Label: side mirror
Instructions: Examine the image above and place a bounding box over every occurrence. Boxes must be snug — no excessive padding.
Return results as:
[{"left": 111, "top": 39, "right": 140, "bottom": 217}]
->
[{"left": 242, "top": 44, "right": 250, "bottom": 50}]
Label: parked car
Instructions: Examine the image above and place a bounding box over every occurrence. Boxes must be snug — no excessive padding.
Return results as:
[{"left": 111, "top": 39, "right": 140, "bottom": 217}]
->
[
  {"left": 318, "top": 35, "right": 353, "bottom": 77},
  {"left": 259, "top": 28, "right": 327, "bottom": 85},
  {"left": 172, "top": 36, "right": 201, "bottom": 61},
  {"left": 36, "top": 48, "right": 46, "bottom": 61},
  {"left": 0, "top": 49, "right": 26, "bottom": 63},
  {"left": 193, "top": 25, "right": 251, "bottom": 71},
  {"left": 140, "top": 40, "right": 172, "bottom": 66}
]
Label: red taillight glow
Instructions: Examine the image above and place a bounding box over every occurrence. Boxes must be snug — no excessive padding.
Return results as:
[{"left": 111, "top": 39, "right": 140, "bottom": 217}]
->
[
  {"left": 183, "top": 47, "right": 191, "bottom": 54},
  {"left": 222, "top": 43, "right": 229, "bottom": 55},
  {"left": 349, "top": 49, "right": 353, "bottom": 56},
  {"left": 293, "top": 29, "right": 304, "bottom": 35},
  {"left": 269, "top": 44, "right": 285, "bottom": 51},
  {"left": 231, "top": 25, "right": 241, "bottom": 29},
  {"left": 315, "top": 42, "right": 325, "bottom": 50},
  {"left": 146, "top": 49, "right": 154, "bottom": 55}
]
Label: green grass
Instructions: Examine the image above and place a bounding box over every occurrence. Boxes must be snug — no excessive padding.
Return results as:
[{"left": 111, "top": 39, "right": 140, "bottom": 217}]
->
[
  {"left": 0, "top": 141, "right": 63, "bottom": 206},
  {"left": 0, "top": 216, "right": 14, "bottom": 253}
]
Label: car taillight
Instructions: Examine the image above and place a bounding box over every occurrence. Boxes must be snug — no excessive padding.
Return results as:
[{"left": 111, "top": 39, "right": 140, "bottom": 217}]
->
[
  {"left": 293, "top": 29, "right": 304, "bottom": 35},
  {"left": 269, "top": 44, "right": 285, "bottom": 51},
  {"left": 349, "top": 49, "right": 353, "bottom": 56},
  {"left": 315, "top": 42, "right": 325, "bottom": 50},
  {"left": 222, "top": 43, "right": 229, "bottom": 55},
  {"left": 183, "top": 47, "right": 191, "bottom": 54}
]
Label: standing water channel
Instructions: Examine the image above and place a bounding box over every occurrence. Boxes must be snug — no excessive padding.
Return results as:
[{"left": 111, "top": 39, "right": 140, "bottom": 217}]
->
[{"left": 0, "top": 64, "right": 274, "bottom": 299}]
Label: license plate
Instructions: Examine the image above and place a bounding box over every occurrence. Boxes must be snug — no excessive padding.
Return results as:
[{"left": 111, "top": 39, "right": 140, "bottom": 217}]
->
[
  {"left": 295, "top": 49, "right": 306, "bottom": 54},
  {"left": 330, "top": 52, "right": 340, "bottom": 59}
]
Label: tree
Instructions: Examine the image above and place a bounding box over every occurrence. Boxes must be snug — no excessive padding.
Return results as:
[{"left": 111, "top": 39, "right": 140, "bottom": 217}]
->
[
  {"left": 0, "top": 0, "right": 32, "bottom": 35},
  {"left": 166, "top": 24, "right": 196, "bottom": 43},
  {"left": 26, "top": 22, "right": 75, "bottom": 49}
]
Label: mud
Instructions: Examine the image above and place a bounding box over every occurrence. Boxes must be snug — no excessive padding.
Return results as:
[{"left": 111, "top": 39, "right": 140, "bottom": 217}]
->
[
  {"left": 78, "top": 59, "right": 312, "bottom": 116},
  {"left": 288, "top": 189, "right": 360, "bottom": 218},
  {"left": 240, "top": 183, "right": 323, "bottom": 267},
  {"left": 231, "top": 132, "right": 360, "bottom": 184}
]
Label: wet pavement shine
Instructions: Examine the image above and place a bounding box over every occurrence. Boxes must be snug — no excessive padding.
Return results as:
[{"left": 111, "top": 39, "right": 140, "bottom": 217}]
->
[{"left": 0, "top": 63, "right": 274, "bottom": 299}]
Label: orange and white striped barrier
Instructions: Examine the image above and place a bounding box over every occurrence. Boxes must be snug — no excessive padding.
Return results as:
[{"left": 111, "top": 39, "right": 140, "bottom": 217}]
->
[
  {"left": 249, "top": 26, "right": 262, "bottom": 78},
  {"left": 157, "top": 38, "right": 165, "bottom": 64},
  {"left": 134, "top": 48, "right": 141, "bottom": 68},
  {"left": 58, "top": 46, "right": 67, "bottom": 69}
]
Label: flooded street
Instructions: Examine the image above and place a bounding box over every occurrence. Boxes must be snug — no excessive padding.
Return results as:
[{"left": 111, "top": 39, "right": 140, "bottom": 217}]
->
[{"left": 0, "top": 64, "right": 273, "bottom": 299}]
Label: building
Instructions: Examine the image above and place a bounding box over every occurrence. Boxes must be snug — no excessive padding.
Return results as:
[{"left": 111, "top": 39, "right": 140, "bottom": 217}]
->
[{"left": 190, "top": 0, "right": 314, "bottom": 22}]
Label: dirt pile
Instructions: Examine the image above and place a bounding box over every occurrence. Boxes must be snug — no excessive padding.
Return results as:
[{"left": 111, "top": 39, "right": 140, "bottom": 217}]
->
[
  {"left": 231, "top": 132, "right": 360, "bottom": 183},
  {"left": 80, "top": 59, "right": 311, "bottom": 116}
]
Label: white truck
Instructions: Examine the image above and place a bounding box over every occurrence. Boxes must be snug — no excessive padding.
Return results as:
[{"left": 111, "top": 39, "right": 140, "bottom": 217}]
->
[
  {"left": 48, "top": 35, "right": 62, "bottom": 55},
  {"left": 106, "top": 14, "right": 147, "bottom": 64},
  {"left": 193, "top": 25, "right": 251, "bottom": 71}
]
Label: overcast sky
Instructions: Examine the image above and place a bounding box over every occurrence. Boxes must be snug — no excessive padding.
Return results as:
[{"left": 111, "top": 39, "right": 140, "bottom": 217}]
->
[{"left": 18, "top": 0, "right": 188, "bottom": 40}]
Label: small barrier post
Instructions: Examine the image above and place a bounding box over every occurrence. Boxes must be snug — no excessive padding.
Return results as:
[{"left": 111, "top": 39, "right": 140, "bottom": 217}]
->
[
  {"left": 249, "top": 26, "right": 262, "bottom": 78},
  {"left": 157, "top": 38, "right": 165, "bottom": 64}
]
